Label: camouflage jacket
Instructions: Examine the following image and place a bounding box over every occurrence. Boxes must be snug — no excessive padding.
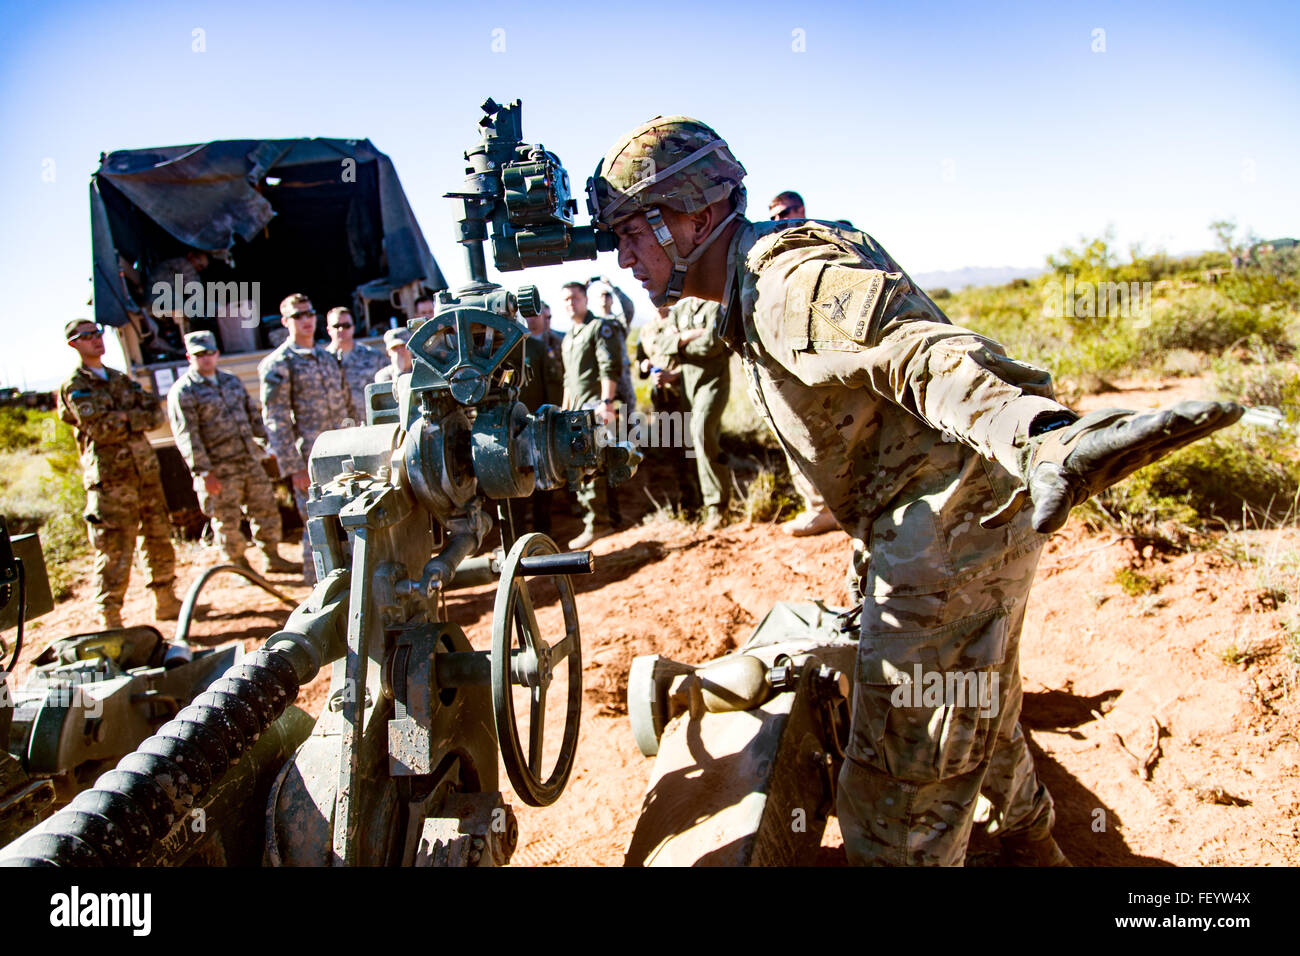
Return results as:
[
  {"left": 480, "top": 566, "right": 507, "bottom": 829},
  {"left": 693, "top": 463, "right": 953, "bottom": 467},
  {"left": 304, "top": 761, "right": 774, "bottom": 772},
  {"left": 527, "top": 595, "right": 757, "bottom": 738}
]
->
[
  {"left": 665, "top": 297, "right": 728, "bottom": 371},
  {"left": 167, "top": 367, "right": 267, "bottom": 476},
  {"left": 56, "top": 365, "right": 164, "bottom": 489},
  {"left": 328, "top": 342, "right": 387, "bottom": 417},
  {"left": 519, "top": 330, "right": 565, "bottom": 411},
  {"left": 562, "top": 317, "right": 626, "bottom": 409},
  {"left": 258, "top": 342, "right": 355, "bottom": 476},
  {"left": 637, "top": 313, "right": 678, "bottom": 370},
  {"left": 721, "top": 219, "right": 1067, "bottom": 595}
]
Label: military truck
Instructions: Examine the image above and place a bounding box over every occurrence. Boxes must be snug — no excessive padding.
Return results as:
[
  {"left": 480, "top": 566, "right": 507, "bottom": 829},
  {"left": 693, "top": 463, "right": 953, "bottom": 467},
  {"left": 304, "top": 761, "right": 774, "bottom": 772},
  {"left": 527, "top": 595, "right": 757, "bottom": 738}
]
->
[{"left": 89, "top": 138, "right": 446, "bottom": 521}]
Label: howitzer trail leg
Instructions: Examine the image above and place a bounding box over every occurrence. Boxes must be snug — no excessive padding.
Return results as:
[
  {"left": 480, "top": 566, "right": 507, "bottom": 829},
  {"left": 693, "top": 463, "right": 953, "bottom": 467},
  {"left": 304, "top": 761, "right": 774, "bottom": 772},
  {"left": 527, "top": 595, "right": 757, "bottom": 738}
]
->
[{"left": 332, "top": 522, "right": 375, "bottom": 866}]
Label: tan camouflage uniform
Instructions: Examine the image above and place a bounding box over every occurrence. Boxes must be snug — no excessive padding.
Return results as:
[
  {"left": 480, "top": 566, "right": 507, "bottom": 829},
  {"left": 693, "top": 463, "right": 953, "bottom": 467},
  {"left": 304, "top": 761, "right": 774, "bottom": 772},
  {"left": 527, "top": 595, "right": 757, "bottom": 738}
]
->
[
  {"left": 167, "top": 366, "right": 281, "bottom": 562},
  {"left": 562, "top": 316, "right": 626, "bottom": 532},
  {"left": 258, "top": 341, "right": 355, "bottom": 577},
  {"left": 57, "top": 366, "right": 176, "bottom": 619},
  {"left": 328, "top": 341, "right": 387, "bottom": 422},
  {"left": 637, "top": 310, "right": 702, "bottom": 512},
  {"left": 663, "top": 297, "right": 732, "bottom": 512},
  {"left": 722, "top": 219, "right": 1069, "bottom": 865}
]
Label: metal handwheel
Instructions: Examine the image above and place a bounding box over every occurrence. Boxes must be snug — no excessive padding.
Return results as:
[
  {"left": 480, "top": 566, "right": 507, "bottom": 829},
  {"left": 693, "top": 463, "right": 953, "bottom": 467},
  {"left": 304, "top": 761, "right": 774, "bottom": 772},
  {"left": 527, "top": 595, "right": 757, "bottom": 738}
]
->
[{"left": 491, "top": 532, "right": 583, "bottom": 807}]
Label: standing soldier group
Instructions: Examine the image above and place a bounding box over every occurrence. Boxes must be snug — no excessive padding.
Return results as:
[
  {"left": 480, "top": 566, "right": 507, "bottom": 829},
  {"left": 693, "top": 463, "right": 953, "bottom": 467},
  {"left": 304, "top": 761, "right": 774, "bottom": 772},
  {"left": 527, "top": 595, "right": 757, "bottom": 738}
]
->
[{"left": 59, "top": 292, "right": 427, "bottom": 627}]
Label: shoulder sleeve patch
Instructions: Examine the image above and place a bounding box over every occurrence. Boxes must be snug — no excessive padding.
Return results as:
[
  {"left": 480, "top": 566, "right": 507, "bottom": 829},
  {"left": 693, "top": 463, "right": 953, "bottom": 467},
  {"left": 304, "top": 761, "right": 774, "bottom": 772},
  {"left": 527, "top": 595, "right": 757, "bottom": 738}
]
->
[
  {"left": 600, "top": 322, "right": 614, "bottom": 339},
  {"left": 807, "top": 266, "right": 902, "bottom": 350}
]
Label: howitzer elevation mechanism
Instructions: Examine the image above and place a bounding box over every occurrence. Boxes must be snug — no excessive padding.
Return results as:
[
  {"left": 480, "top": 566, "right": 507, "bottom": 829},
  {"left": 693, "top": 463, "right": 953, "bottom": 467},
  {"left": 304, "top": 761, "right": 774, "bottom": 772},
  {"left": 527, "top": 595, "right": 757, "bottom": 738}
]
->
[{"left": 2, "top": 97, "right": 638, "bottom": 868}]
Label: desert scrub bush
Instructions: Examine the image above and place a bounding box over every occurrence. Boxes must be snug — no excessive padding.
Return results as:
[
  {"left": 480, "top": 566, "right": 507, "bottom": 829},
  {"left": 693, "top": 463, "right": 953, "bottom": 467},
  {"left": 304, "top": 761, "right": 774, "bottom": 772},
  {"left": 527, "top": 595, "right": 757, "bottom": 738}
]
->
[
  {"left": 720, "top": 355, "right": 778, "bottom": 449},
  {"left": 1114, "top": 567, "right": 1169, "bottom": 596},
  {"left": 1143, "top": 289, "right": 1288, "bottom": 354},
  {"left": 0, "top": 411, "right": 87, "bottom": 600},
  {"left": 0, "top": 407, "right": 40, "bottom": 452},
  {"left": 736, "top": 467, "right": 796, "bottom": 523},
  {"left": 1081, "top": 429, "right": 1300, "bottom": 552},
  {"left": 1210, "top": 344, "right": 1300, "bottom": 422}
]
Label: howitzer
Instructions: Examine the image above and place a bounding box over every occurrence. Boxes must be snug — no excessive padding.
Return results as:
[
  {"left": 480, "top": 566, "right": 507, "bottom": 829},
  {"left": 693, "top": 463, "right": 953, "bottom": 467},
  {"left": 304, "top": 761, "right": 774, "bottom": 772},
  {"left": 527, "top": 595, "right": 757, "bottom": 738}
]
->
[
  {"left": 1, "top": 98, "right": 639, "bottom": 867},
  {"left": 625, "top": 602, "right": 856, "bottom": 866},
  {"left": 0, "top": 523, "right": 249, "bottom": 848}
]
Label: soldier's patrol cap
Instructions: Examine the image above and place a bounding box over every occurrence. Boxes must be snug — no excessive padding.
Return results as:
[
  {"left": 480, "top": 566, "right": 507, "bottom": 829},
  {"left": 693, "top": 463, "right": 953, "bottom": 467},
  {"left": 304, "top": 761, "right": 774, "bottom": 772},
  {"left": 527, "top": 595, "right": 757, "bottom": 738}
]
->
[
  {"left": 184, "top": 330, "right": 218, "bottom": 354},
  {"left": 383, "top": 328, "right": 412, "bottom": 349},
  {"left": 64, "top": 319, "right": 98, "bottom": 339}
]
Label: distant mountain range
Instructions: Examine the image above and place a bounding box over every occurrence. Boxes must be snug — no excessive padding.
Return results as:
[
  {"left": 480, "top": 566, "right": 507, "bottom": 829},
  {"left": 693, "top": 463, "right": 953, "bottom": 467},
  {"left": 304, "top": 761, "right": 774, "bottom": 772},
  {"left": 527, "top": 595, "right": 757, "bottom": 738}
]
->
[{"left": 910, "top": 265, "right": 1047, "bottom": 291}]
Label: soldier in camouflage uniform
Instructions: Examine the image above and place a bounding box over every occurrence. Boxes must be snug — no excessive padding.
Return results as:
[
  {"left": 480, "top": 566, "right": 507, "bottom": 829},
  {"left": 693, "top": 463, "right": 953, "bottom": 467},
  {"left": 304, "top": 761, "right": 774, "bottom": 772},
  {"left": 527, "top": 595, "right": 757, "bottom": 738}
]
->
[
  {"left": 659, "top": 296, "right": 732, "bottom": 526},
  {"left": 258, "top": 294, "right": 356, "bottom": 582},
  {"left": 325, "top": 307, "right": 386, "bottom": 421},
  {"left": 167, "top": 331, "right": 297, "bottom": 574},
  {"left": 587, "top": 278, "right": 639, "bottom": 416},
  {"left": 511, "top": 302, "right": 565, "bottom": 536},
  {"left": 768, "top": 191, "right": 840, "bottom": 539},
  {"left": 374, "top": 327, "right": 413, "bottom": 385},
  {"left": 588, "top": 116, "right": 1243, "bottom": 866},
  {"left": 57, "top": 320, "right": 180, "bottom": 629},
  {"left": 637, "top": 305, "right": 702, "bottom": 514},
  {"left": 561, "top": 281, "right": 627, "bottom": 549}
]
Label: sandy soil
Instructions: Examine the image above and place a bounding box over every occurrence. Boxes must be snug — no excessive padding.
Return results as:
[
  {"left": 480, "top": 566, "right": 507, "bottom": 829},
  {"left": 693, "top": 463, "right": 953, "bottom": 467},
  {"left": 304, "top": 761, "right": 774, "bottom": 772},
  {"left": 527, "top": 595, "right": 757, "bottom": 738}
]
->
[{"left": 13, "top": 375, "right": 1298, "bottom": 866}]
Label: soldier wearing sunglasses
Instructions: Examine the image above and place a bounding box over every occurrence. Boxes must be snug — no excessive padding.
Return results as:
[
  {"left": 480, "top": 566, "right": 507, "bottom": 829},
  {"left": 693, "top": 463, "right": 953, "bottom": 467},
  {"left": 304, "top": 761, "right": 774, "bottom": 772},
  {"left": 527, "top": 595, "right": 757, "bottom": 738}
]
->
[{"left": 258, "top": 294, "right": 355, "bottom": 582}]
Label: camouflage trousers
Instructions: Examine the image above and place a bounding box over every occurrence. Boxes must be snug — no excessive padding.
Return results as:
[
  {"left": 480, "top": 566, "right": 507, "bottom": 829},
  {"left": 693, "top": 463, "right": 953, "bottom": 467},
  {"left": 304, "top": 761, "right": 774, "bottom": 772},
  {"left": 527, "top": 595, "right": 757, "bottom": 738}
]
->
[
  {"left": 682, "top": 363, "right": 730, "bottom": 511},
  {"left": 837, "top": 540, "right": 1054, "bottom": 865},
  {"left": 85, "top": 475, "right": 176, "bottom": 616},
  {"left": 789, "top": 459, "right": 825, "bottom": 514},
  {"left": 641, "top": 388, "right": 702, "bottom": 513},
  {"left": 195, "top": 460, "right": 282, "bottom": 562},
  {"left": 573, "top": 470, "right": 615, "bottom": 531}
]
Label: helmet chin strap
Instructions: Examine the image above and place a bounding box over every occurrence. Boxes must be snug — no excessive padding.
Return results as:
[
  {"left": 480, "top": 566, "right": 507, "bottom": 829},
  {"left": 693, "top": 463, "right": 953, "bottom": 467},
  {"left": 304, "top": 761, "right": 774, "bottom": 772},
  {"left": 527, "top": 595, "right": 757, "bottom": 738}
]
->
[{"left": 644, "top": 206, "right": 741, "bottom": 307}]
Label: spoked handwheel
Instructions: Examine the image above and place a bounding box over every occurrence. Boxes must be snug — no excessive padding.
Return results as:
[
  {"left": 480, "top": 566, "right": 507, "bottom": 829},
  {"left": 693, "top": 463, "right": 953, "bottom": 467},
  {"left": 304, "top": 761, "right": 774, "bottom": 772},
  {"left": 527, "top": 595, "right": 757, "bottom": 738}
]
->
[{"left": 491, "top": 532, "right": 584, "bottom": 807}]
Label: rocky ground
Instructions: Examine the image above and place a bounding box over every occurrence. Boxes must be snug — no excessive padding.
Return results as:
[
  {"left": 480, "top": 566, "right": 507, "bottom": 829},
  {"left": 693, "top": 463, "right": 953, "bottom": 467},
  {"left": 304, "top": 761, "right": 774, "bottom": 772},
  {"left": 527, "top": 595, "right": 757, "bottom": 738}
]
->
[{"left": 11, "top": 377, "right": 1298, "bottom": 866}]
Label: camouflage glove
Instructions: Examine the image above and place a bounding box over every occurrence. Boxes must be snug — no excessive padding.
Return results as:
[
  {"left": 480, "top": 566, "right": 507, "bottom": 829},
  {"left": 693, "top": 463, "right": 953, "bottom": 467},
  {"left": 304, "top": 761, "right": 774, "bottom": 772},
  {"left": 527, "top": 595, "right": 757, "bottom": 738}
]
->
[{"left": 1023, "top": 400, "right": 1244, "bottom": 534}]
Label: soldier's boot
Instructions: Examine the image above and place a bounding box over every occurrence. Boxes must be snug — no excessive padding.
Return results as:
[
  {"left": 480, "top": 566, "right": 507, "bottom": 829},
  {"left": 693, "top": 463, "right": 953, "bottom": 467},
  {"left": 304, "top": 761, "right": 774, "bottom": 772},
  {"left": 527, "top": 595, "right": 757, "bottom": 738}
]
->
[
  {"left": 153, "top": 587, "right": 183, "bottom": 622},
  {"left": 999, "top": 830, "right": 1072, "bottom": 867},
  {"left": 986, "top": 401, "right": 1245, "bottom": 535},
  {"left": 98, "top": 606, "right": 123, "bottom": 630},
  {"left": 781, "top": 508, "right": 839, "bottom": 537},
  {"left": 568, "top": 525, "right": 613, "bottom": 550},
  {"left": 700, "top": 506, "right": 727, "bottom": 531},
  {"left": 258, "top": 544, "right": 299, "bottom": 574}
]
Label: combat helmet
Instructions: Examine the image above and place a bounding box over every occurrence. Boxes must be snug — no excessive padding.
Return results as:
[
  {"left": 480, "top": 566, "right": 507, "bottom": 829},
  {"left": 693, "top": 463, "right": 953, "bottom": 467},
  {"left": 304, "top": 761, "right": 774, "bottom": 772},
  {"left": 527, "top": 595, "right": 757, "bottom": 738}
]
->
[{"left": 587, "top": 116, "right": 747, "bottom": 306}]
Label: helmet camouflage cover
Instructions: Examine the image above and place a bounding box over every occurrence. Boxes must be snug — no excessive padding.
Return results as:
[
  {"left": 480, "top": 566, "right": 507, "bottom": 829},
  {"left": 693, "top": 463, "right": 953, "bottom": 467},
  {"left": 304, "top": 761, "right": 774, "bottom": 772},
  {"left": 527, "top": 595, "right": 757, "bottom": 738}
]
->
[
  {"left": 587, "top": 116, "right": 747, "bottom": 228},
  {"left": 587, "top": 116, "right": 747, "bottom": 307}
]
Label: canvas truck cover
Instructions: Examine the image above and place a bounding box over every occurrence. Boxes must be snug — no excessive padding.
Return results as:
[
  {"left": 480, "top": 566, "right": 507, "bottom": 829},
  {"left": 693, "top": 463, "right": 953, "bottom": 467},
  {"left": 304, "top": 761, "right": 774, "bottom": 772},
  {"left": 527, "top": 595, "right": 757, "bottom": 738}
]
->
[{"left": 90, "top": 138, "right": 446, "bottom": 331}]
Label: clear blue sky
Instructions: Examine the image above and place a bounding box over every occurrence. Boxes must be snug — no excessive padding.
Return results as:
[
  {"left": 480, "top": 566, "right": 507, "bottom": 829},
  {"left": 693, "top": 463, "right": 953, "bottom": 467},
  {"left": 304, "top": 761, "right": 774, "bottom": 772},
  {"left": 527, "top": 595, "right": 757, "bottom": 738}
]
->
[{"left": 2, "top": 0, "right": 1296, "bottom": 389}]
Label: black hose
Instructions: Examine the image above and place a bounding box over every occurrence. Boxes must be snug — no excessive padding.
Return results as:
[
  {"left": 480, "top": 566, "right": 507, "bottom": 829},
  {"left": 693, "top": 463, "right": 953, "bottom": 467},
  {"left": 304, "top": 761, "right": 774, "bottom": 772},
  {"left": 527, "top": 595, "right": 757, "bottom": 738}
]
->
[{"left": 174, "top": 563, "right": 297, "bottom": 648}]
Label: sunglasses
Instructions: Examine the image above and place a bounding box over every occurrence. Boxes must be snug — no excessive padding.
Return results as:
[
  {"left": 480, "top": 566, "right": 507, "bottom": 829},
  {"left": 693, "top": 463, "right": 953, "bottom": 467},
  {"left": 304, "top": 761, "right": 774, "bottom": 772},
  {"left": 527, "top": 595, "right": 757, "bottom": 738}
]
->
[
  {"left": 329, "top": 322, "right": 354, "bottom": 330},
  {"left": 68, "top": 328, "right": 103, "bottom": 341},
  {"left": 770, "top": 208, "right": 799, "bottom": 220},
  {"left": 288, "top": 310, "right": 317, "bottom": 320}
]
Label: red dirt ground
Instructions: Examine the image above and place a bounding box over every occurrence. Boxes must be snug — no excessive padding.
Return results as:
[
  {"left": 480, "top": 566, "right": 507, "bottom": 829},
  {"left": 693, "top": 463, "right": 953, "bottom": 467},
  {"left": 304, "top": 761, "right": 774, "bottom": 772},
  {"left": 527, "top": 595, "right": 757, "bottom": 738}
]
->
[{"left": 14, "top": 377, "right": 1298, "bottom": 866}]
